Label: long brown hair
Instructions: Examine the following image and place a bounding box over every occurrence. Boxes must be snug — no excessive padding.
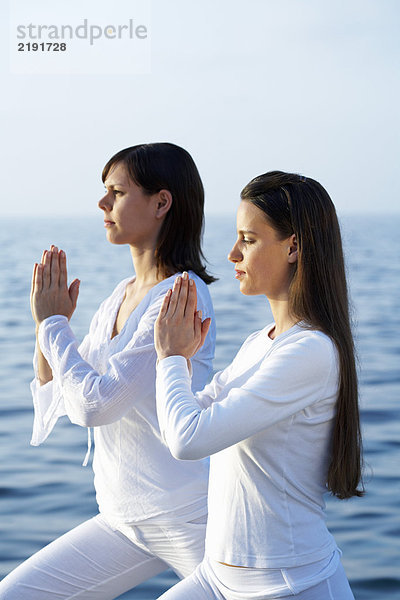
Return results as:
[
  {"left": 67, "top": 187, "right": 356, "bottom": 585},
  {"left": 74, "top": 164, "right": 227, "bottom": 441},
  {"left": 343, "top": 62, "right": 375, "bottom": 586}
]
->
[
  {"left": 102, "top": 143, "right": 216, "bottom": 284},
  {"left": 241, "top": 171, "right": 364, "bottom": 499}
]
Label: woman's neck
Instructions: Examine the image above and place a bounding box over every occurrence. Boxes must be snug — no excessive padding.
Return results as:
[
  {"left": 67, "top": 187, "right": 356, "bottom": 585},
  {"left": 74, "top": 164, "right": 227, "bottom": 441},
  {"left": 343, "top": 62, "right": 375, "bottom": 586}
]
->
[
  {"left": 268, "top": 299, "right": 297, "bottom": 339},
  {"left": 129, "top": 245, "right": 168, "bottom": 288}
]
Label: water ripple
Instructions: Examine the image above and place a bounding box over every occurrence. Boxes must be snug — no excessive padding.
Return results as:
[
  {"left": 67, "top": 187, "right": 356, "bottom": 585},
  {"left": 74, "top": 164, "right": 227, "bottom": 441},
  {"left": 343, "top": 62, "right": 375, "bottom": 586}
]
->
[{"left": 0, "top": 215, "right": 399, "bottom": 599}]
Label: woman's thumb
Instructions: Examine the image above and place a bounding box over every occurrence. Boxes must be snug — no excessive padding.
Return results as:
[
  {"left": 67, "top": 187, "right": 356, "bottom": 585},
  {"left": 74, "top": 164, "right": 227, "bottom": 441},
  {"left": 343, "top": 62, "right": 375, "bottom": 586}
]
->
[{"left": 69, "top": 279, "right": 80, "bottom": 307}]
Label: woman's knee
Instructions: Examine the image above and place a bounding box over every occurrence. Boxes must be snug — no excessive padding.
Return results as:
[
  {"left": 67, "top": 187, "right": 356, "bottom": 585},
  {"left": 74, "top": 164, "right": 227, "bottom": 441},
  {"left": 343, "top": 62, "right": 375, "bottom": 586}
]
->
[{"left": 157, "top": 566, "right": 216, "bottom": 600}]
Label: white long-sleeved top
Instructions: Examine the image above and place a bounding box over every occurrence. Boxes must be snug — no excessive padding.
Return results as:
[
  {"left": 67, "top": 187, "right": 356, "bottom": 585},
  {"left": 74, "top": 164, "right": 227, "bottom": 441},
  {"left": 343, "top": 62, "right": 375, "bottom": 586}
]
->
[
  {"left": 31, "top": 272, "right": 216, "bottom": 526},
  {"left": 156, "top": 323, "right": 340, "bottom": 568}
]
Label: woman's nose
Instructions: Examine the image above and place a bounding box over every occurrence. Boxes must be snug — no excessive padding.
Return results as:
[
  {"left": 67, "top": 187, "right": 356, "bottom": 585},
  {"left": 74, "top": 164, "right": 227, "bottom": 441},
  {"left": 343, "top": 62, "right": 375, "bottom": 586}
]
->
[
  {"left": 228, "top": 241, "right": 242, "bottom": 263},
  {"left": 98, "top": 192, "right": 111, "bottom": 211}
]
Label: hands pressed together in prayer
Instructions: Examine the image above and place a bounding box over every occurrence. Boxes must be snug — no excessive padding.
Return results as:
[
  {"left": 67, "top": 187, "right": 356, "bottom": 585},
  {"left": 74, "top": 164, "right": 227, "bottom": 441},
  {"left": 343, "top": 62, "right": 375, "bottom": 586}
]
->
[
  {"left": 30, "top": 245, "right": 80, "bottom": 329},
  {"left": 31, "top": 251, "right": 210, "bottom": 364},
  {"left": 155, "top": 272, "right": 211, "bottom": 362}
]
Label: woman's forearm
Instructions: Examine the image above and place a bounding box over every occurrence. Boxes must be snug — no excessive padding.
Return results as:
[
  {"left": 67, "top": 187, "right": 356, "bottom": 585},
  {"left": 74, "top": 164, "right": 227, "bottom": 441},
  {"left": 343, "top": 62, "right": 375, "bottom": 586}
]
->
[{"left": 36, "top": 328, "right": 53, "bottom": 386}]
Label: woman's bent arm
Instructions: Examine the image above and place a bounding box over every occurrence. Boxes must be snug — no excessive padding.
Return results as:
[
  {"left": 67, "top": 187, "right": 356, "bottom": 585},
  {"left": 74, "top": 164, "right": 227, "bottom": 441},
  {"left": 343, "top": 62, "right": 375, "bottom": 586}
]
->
[
  {"left": 156, "top": 331, "right": 338, "bottom": 460},
  {"left": 36, "top": 301, "right": 164, "bottom": 428}
]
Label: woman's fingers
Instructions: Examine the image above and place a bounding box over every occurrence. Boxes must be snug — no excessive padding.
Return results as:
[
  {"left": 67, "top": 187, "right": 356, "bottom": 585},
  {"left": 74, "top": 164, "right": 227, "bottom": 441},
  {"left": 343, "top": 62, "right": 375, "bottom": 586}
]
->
[
  {"left": 160, "top": 272, "right": 195, "bottom": 321},
  {"left": 59, "top": 250, "right": 68, "bottom": 289},
  {"left": 167, "top": 273, "right": 198, "bottom": 320},
  {"left": 159, "top": 288, "right": 172, "bottom": 319},
  {"left": 185, "top": 276, "right": 197, "bottom": 317},
  {"left": 155, "top": 274, "right": 209, "bottom": 360},
  {"left": 31, "top": 263, "right": 37, "bottom": 299},
  {"left": 39, "top": 246, "right": 67, "bottom": 289},
  {"left": 31, "top": 245, "right": 79, "bottom": 325},
  {"left": 175, "top": 273, "right": 190, "bottom": 318},
  {"left": 167, "top": 275, "right": 182, "bottom": 316},
  {"left": 31, "top": 262, "right": 42, "bottom": 295},
  {"left": 30, "top": 262, "right": 43, "bottom": 324},
  {"left": 42, "top": 250, "right": 51, "bottom": 289},
  {"left": 50, "top": 246, "right": 60, "bottom": 288},
  {"left": 173, "top": 271, "right": 196, "bottom": 319}
]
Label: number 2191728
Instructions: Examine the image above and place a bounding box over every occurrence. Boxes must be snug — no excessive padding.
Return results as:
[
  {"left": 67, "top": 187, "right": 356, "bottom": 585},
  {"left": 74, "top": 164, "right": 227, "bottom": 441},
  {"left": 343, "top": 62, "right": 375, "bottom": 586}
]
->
[{"left": 18, "top": 42, "right": 67, "bottom": 51}]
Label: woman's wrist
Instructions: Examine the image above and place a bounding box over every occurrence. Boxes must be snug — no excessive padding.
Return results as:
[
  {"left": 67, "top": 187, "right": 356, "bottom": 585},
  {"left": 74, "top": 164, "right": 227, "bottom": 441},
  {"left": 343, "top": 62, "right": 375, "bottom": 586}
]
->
[
  {"left": 156, "top": 354, "right": 191, "bottom": 374},
  {"left": 157, "top": 352, "right": 185, "bottom": 362}
]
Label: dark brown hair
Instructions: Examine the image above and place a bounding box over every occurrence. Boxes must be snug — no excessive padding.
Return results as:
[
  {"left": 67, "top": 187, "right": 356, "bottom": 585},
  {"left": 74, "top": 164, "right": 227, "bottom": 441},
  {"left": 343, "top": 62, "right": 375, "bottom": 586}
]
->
[
  {"left": 102, "top": 143, "right": 215, "bottom": 284},
  {"left": 241, "top": 171, "right": 363, "bottom": 499}
]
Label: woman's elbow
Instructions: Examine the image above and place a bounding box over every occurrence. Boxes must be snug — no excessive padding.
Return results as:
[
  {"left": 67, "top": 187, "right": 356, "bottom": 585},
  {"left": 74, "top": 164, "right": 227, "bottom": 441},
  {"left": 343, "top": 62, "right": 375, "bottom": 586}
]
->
[
  {"left": 69, "top": 411, "right": 97, "bottom": 428},
  {"left": 65, "top": 398, "right": 106, "bottom": 427},
  {"left": 168, "top": 436, "right": 207, "bottom": 461}
]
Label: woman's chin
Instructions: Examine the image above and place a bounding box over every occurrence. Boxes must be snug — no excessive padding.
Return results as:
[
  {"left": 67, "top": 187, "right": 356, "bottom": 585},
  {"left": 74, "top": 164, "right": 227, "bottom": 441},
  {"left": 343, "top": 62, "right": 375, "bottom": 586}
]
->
[{"left": 105, "top": 232, "right": 125, "bottom": 246}]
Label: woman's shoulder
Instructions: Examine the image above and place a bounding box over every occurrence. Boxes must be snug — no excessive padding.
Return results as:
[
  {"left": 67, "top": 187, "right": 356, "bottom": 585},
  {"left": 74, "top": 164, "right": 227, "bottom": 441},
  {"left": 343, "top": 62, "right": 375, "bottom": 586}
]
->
[
  {"left": 273, "top": 324, "right": 338, "bottom": 365},
  {"left": 189, "top": 271, "right": 210, "bottom": 291},
  {"left": 287, "top": 324, "right": 335, "bottom": 347},
  {"left": 232, "top": 326, "right": 271, "bottom": 359}
]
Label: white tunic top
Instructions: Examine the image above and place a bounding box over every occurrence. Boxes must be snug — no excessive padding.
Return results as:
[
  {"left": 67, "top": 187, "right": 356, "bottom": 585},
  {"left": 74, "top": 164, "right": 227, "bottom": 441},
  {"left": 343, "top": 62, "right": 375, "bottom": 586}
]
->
[
  {"left": 156, "top": 323, "right": 339, "bottom": 567},
  {"left": 31, "top": 272, "right": 216, "bottom": 526}
]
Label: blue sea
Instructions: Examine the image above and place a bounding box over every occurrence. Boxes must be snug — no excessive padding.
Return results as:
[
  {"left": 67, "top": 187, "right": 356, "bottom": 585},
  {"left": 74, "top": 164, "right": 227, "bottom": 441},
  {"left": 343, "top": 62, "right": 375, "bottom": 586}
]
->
[{"left": 0, "top": 214, "right": 399, "bottom": 599}]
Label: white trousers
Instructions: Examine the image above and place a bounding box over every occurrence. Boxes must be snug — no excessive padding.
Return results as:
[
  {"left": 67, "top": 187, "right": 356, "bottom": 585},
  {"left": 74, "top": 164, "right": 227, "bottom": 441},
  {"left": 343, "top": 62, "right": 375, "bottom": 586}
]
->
[
  {"left": 0, "top": 514, "right": 207, "bottom": 599},
  {"left": 157, "top": 555, "right": 355, "bottom": 600}
]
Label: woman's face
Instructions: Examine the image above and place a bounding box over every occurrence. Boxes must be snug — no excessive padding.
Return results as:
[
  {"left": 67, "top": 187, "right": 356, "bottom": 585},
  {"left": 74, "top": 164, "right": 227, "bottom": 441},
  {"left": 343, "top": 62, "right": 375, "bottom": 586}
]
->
[
  {"left": 228, "top": 200, "right": 297, "bottom": 299},
  {"left": 98, "top": 162, "right": 161, "bottom": 247}
]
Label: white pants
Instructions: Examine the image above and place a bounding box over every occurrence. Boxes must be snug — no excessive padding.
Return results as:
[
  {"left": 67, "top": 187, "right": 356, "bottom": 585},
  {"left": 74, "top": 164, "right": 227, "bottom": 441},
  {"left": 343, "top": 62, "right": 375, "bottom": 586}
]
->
[
  {"left": 157, "top": 555, "right": 355, "bottom": 600},
  {"left": 0, "top": 514, "right": 207, "bottom": 599}
]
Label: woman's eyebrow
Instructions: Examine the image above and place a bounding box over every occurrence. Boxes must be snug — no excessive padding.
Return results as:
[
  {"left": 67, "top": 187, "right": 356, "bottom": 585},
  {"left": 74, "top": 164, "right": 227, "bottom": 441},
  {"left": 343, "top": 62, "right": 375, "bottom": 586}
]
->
[
  {"left": 104, "top": 181, "right": 126, "bottom": 189},
  {"left": 238, "top": 229, "right": 257, "bottom": 235}
]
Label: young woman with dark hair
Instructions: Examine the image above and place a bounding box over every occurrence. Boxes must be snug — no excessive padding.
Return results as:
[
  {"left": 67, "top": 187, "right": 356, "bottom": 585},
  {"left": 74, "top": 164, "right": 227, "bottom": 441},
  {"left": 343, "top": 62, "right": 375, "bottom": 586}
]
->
[
  {"left": 0, "top": 143, "right": 216, "bottom": 599},
  {"left": 101, "top": 143, "right": 215, "bottom": 284},
  {"left": 154, "top": 171, "right": 363, "bottom": 599}
]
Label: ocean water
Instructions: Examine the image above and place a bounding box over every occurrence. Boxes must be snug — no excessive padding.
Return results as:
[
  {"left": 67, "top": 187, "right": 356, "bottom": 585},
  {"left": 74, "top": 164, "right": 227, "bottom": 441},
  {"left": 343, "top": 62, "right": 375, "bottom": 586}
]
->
[{"left": 0, "top": 214, "right": 399, "bottom": 599}]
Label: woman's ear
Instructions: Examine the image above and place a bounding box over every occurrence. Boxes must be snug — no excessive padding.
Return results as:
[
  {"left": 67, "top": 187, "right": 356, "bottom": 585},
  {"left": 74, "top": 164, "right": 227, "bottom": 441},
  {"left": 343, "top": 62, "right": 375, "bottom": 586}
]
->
[
  {"left": 155, "top": 190, "right": 173, "bottom": 219},
  {"left": 288, "top": 234, "right": 298, "bottom": 264}
]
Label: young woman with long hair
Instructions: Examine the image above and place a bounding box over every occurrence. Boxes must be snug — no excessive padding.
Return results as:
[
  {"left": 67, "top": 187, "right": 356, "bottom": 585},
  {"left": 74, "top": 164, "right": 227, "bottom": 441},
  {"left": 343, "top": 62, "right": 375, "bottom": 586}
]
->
[
  {"left": 0, "top": 143, "right": 216, "bottom": 599},
  {"left": 154, "top": 171, "right": 363, "bottom": 599}
]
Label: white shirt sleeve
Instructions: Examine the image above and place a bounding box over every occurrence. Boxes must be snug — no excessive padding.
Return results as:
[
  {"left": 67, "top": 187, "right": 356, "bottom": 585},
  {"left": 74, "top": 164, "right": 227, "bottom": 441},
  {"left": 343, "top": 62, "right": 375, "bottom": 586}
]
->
[
  {"left": 32, "top": 299, "right": 163, "bottom": 438},
  {"left": 30, "top": 325, "right": 94, "bottom": 446},
  {"left": 31, "top": 277, "right": 215, "bottom": 447},
  {"left": 156, "top": 334, "right": 337, "bottom": 460}
]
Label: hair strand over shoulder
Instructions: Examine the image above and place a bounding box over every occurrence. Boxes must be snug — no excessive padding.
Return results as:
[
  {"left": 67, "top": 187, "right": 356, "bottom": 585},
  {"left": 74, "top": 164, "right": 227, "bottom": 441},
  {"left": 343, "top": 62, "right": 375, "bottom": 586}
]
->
[{"left": 241, "top": 171, "right": 364, "bottom": 499}]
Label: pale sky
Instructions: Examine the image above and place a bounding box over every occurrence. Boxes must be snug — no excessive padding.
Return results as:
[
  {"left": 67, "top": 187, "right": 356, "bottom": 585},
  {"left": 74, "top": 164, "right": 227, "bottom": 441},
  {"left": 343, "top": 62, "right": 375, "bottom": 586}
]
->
[{"left": 1, "top": 0, "right": 399, "bottom": 216}]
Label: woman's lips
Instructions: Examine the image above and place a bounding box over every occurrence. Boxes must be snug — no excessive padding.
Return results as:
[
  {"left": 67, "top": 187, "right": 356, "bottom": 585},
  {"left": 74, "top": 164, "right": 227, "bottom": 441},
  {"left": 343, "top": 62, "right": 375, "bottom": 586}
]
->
[
  {"left": 235, "top": 270, "right": 245, "bottom": 279},
  {"left": 104, "top": 220, "right": 115, "bottom": 228}
]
